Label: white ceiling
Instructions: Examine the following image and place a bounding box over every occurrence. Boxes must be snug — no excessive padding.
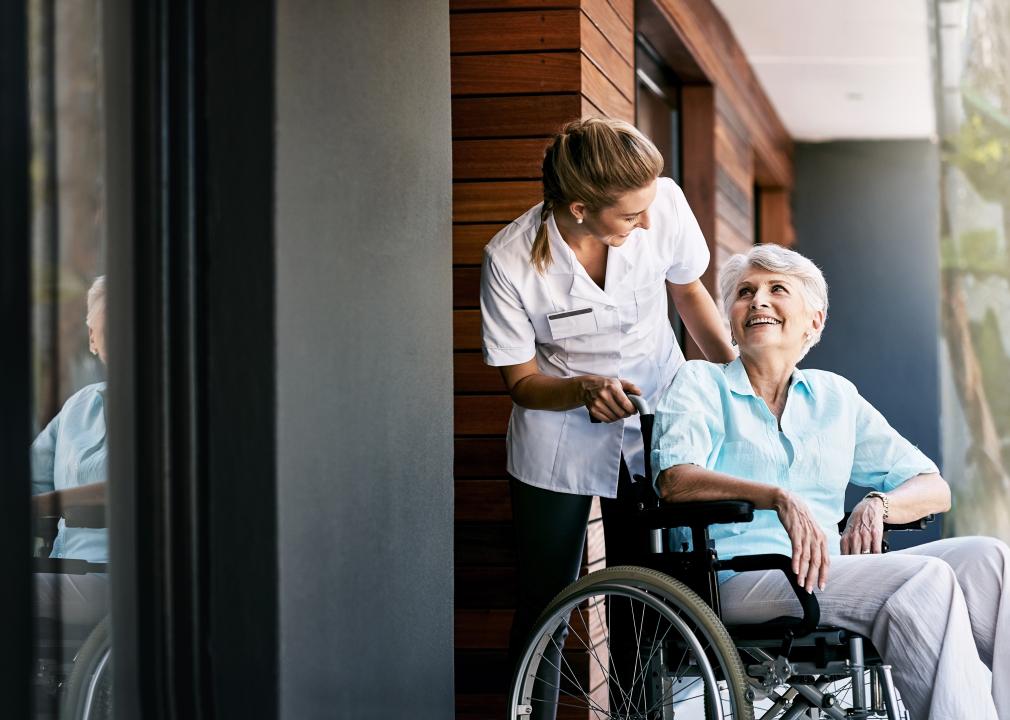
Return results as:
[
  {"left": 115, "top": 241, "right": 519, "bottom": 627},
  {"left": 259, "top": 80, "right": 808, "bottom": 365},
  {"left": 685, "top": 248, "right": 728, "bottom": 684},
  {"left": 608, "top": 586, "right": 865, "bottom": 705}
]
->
[{"left": 711, "top": 0, "right": 936, "bottom": 141}]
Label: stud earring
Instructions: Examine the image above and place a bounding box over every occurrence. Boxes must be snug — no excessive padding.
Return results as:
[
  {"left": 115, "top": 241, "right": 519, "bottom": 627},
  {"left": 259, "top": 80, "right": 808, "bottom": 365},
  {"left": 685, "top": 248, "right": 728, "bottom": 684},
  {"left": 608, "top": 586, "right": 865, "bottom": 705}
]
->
[{"left": 576, "top": 217, "right": 583, "bottom": 224}]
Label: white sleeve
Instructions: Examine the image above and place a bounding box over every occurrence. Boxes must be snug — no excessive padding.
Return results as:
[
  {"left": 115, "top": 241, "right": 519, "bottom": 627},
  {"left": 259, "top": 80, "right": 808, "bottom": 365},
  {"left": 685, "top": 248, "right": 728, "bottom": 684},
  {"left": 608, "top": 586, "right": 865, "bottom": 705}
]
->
[
  {"left": 662, "top": 180, "right": 710, "bottom": 285},
  {"left": 480, "top": 250, "right": 536, "bottom": 366}
]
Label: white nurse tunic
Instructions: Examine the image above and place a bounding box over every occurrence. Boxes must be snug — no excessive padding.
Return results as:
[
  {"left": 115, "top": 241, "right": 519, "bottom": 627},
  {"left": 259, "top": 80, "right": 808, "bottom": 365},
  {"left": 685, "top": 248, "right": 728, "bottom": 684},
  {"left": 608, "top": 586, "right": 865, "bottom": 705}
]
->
[{"left": 479, "top": 177, "right": 710, "bottom": 498}]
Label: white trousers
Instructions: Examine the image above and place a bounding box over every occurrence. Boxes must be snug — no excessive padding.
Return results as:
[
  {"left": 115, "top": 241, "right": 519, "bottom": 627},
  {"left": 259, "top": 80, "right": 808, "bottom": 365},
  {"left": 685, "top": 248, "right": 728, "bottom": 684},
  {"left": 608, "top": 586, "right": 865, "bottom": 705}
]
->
[{"left": 719, "top": 536, "right": 1010, "bottom": 720}]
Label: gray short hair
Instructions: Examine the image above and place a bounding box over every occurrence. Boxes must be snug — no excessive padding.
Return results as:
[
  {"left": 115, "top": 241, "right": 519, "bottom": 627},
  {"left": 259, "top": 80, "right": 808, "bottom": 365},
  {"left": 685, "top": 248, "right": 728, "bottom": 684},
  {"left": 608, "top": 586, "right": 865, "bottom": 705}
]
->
[
  {"left": 719, "top": 245, "right": 829, "bottom": 358},
  {"left": 86, "top": 275, "right": 106, "bottom": 329}
]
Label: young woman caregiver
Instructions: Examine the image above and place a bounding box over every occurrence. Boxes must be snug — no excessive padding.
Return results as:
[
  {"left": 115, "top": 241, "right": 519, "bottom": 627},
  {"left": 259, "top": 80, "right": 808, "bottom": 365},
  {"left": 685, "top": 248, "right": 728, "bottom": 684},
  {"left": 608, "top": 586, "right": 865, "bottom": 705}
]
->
[{"left": 479, "top": 117, "right": 736, "bottom": 709}]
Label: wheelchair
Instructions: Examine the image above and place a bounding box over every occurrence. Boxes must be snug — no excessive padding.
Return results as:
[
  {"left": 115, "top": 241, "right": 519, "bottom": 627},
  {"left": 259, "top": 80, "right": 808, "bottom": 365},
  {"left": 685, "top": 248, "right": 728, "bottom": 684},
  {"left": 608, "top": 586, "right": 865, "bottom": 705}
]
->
[
  {"left": 33, "top": 505, "right": 112, "bottom": 720},
  {"left": 508, "top": 396, "right": 933, "bottom": 720}
]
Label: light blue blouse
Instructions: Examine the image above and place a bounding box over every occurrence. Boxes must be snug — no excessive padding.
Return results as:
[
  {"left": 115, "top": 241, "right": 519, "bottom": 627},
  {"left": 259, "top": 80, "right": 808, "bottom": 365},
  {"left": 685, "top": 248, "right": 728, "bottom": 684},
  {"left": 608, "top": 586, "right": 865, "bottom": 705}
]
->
[
  {"left": 651, "top": 359, "right": 938, "bottom": 565},
  {"left": 31, "top": 382, "right": 108, "bottom": 564}
]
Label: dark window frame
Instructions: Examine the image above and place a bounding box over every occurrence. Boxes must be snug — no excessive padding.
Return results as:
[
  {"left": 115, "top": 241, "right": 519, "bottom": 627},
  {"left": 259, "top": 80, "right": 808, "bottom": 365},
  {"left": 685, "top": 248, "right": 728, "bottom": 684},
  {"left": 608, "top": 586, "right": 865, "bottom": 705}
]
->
[
  {"left": 0, "top": 2, "right": 33, "bottom": 711},
  {"left": 3, "top": 0, "right": 278, "bottom": 716}
]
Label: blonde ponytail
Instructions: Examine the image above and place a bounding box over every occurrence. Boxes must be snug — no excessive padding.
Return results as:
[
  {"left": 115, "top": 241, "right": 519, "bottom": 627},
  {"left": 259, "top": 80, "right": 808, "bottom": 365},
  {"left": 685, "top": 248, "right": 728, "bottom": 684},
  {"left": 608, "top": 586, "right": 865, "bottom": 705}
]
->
[
  {"left": 530, "top": 200, "right": 554, "bottom": 274},
  {"left": 533, "top": 117, "right": 663, "bottom": 273}
]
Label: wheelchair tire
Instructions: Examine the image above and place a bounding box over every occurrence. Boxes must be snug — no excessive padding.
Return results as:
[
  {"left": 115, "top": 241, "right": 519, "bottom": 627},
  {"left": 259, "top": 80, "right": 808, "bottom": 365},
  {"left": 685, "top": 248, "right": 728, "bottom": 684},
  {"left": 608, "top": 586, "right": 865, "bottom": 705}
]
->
[
  {"left": 61, "top": 615, "right": 112, "bottom": 720},
  {"left": 508, "top": 565, "right": 753, "bottom": 719}
]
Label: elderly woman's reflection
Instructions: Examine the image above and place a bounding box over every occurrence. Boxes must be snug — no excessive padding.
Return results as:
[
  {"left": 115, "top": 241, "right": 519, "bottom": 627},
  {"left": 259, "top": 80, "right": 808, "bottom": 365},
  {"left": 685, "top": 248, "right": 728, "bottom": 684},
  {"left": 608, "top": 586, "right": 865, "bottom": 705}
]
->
[{"left": 31, "top": 275, "right": 109, "bottom": 629}]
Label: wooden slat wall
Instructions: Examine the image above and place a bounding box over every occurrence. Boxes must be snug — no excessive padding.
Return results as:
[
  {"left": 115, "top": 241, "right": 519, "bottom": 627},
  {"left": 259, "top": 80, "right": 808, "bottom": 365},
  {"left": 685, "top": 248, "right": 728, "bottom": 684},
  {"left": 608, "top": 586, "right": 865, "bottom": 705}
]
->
[
  {"left": 452, "top": 1, "right": 795, "bottom": 715},
  {"left": 451, "top": 2, "right": 635, "bottom": 717},
  {"left": 714, "top": 90, "right": 755, "bottom": 257},
  {"left": 639, "top": 0, "right": 795, "bottom": 285}
]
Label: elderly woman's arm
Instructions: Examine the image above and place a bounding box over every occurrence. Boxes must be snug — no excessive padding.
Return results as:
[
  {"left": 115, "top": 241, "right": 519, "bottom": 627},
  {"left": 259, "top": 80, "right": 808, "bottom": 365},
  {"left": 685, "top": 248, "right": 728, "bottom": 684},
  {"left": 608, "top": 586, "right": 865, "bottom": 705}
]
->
[
  {"left": 32, "top": 482, "right": 107, "bottom": 518},
  {"left": 659, "top": 463, "right": 831, "bottom": 593},
  {"left": 841, "top": 472, "right": 951, "bottom": 554}
]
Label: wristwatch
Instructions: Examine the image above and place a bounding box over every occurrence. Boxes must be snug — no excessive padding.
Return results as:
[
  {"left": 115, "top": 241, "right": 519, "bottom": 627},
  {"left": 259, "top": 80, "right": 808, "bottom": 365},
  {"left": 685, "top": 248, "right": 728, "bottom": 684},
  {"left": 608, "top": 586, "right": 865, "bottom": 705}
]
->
[{"left": 864, "top": 491, "right": 890, "bottom": 521}]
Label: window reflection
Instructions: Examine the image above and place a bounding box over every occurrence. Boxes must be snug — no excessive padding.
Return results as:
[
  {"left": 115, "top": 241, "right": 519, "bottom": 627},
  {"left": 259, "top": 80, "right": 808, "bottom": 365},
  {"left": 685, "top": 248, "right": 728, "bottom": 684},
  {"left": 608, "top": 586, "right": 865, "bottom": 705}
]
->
[{"left": 29, "top": 0, "right": 112, "bottom": 717}]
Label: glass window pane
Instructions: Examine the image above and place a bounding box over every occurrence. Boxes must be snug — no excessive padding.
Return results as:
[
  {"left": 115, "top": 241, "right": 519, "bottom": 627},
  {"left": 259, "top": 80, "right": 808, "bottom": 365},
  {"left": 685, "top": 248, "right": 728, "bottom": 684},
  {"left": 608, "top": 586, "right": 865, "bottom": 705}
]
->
[{"left": 29, "top": 0, "right": 113, "bottom": 717}]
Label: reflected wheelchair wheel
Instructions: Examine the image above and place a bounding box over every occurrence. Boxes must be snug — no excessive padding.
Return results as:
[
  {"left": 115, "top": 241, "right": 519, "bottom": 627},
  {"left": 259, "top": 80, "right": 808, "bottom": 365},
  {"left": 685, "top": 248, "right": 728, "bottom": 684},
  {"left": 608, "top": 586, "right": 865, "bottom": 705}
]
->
[
  {"left": 509, "top": 566, "right": 753, "bottom": 720},
  {"left": 62, "top": 615, "right": 112, "bottom": 720}
]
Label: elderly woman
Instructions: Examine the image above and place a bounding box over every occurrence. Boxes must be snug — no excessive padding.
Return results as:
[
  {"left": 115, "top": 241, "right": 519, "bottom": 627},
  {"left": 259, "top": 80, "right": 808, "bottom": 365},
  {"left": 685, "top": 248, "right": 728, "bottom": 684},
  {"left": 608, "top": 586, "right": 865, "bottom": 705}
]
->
[
  {"left": 31, "top": 275, "right": 109, "bottom": 630},
  {"left": 652, "top": 245, "right": 1009, "bottom": 720}
]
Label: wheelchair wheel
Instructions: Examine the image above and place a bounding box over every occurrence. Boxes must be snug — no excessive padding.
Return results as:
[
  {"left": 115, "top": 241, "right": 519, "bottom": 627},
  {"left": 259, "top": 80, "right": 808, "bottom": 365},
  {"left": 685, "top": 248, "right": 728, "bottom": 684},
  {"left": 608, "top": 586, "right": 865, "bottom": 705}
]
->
[
  {"left": 509, "top": 566, "right": 753, "bottom": 719},
  {"left": 61, "top": 615, "right": 112, "bottom": 720}
]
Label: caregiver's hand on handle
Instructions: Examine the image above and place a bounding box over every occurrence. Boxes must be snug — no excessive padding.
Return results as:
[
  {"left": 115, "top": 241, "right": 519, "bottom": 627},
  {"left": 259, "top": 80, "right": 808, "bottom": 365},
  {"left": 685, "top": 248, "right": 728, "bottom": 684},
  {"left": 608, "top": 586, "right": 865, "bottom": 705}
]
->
[
  {"left": 581, "top": 376, "right": 642, "bottom": 423},
  {"left": 772, "top": 488, "right": 831, "bottom": 593},
  {"left": 497, "top": 358, "right": 642, "bottom": 421}
]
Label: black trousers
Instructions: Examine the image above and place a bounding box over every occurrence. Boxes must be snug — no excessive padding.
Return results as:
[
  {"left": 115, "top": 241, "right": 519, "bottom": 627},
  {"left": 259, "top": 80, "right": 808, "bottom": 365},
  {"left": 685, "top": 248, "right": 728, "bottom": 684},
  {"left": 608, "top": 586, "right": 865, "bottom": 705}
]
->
[{"left": 507, "top": 457, "right": 645, "bottom": 717}]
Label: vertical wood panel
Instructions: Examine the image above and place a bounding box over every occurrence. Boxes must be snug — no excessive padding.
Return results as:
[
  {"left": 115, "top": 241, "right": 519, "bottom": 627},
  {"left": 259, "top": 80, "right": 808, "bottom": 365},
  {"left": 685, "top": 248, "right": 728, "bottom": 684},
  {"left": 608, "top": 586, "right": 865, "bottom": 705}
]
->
[
  {"left": 759, "top": 188, "right": 795, "bottom": 247},
  {"left": 581, "top": 0, "right": 634, "bottom": 65},
  {"left": 580, "top": 53, "right": 633, "bottom": 122},
  {"left": 579, "top": 12, "right": 634, "bottom": 101},
  {"left": 604, "top": 0, "right": 634, "bottom": 30},
  {"left": 680, "top": 84, "right": 717, "bottom": 363}
]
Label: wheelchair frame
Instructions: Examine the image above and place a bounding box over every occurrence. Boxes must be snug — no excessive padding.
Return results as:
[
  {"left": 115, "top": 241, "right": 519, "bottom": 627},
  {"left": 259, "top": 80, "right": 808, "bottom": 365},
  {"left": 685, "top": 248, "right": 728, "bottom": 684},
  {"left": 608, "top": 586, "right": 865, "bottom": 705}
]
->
[
  {"left": 34, "top": 506, "right": 112, "bottom": 720},
  {"left": 509, "top": 396, "right": 933, "bottom": 720}
]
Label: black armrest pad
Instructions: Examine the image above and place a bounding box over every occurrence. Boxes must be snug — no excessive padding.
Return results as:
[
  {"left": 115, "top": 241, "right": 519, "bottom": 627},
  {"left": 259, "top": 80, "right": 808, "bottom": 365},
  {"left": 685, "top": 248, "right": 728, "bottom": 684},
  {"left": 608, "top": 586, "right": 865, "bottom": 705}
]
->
[
  {"left": 33, "top": 558, "right": 108, "bottom": 575},
  {"left": 637, "top": 500, "right": 755, "bottom": 529},
  {"left": 62, "top": 505, "right": 107, "bottom": 528},
  {"left": 837, "top": 513, "right": 936, "bottom": 534},
  {"left": 717, "top": 553, "right": 820, "bottom": 637}
]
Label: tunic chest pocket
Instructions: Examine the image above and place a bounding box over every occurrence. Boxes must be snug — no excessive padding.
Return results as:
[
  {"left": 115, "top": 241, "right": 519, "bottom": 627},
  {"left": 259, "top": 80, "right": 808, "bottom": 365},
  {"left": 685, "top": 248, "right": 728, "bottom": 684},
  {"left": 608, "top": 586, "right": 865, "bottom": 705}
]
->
[
  {"left": 622, "top": 281, "right": 665, "bottom": 331},
  {"left": 547, "top": 307, "right": 598, "bottom": 340}
]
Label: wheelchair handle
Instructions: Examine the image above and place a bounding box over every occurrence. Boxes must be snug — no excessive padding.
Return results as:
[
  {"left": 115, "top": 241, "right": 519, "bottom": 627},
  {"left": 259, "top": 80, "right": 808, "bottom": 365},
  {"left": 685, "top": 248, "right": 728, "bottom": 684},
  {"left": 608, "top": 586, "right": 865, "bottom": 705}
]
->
[
  {"left": 588, "top": 392, "right": 652, "bottom": 421},
  {"left": 627, "top": 393, "right": 651, "bottom": 416}
]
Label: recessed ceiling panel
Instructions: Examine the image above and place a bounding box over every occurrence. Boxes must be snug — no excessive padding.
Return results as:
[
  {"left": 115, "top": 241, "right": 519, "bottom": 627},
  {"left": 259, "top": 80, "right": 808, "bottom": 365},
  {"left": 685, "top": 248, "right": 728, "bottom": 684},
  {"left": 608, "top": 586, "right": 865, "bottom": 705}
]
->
[{"left": 711, "top": 0, "right": 936, "bottom": 140}]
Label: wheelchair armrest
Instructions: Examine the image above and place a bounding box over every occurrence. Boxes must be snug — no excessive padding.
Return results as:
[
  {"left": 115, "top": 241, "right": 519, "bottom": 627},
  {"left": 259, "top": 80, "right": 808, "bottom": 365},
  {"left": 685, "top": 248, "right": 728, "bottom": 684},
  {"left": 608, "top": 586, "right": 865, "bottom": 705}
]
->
[
  {"left": 33, "top": 558, "right": 107, "bottom": 575},
  {"left": 885, "top": 515, "right": 936, "bottom": 531},
  {"left": 836, "top": 513, "right": 936, "bottom": 534},
  {"left": 61, "top": 504, "right": 107, "bottom": 528},
  {"left": 636, "top": 499, "right": 755, "bottom": 530},
  {"left": 716, "top": 553, "right": 821, "bottom": 638}
]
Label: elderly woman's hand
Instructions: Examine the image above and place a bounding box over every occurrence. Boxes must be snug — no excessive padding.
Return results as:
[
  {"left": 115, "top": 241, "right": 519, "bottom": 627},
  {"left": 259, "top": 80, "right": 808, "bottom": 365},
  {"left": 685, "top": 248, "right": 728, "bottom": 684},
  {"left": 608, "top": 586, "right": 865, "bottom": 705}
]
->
[
  {"left": 840, "top": 495, "right": 886, "bottom": 555},
  {"left": 772, "top": 489, "right": 830, "bottom": 593}
]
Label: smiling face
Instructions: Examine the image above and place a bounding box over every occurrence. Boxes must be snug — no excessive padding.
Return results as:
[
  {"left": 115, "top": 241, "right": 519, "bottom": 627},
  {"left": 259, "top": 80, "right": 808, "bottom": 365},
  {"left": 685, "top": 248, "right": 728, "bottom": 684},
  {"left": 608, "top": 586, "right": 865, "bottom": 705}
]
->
[
  {"left": 571, "top": 180, "right": 658, "bottom": 248},
  {"left": 729, "top": 266, "right": 824, "bottom": 364}
]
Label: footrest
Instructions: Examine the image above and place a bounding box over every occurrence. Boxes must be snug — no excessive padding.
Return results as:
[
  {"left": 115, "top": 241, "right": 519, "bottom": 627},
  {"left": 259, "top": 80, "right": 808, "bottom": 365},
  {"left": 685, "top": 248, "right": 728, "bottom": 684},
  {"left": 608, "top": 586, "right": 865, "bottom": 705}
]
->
[{"left": 636, "top": 500, "right": 755, "bottom": 529}]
